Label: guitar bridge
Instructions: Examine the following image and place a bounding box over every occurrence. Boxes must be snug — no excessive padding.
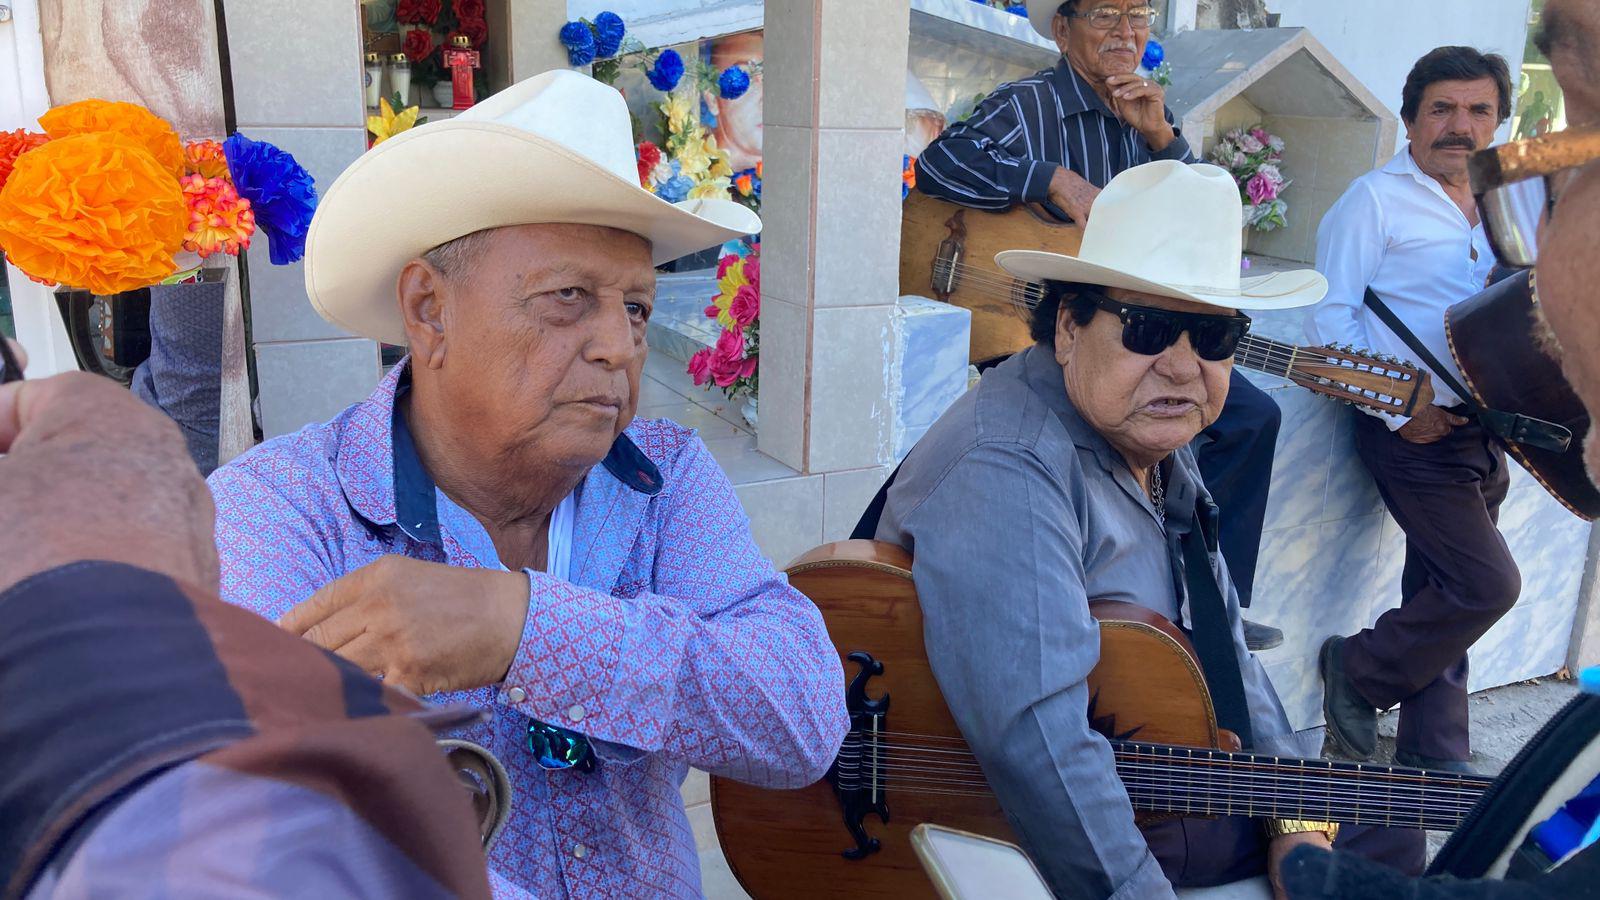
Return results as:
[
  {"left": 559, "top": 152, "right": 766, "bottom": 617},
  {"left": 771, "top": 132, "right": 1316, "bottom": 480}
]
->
[{"left": 826, "top": 650, "right": 891, "bottom": 860}]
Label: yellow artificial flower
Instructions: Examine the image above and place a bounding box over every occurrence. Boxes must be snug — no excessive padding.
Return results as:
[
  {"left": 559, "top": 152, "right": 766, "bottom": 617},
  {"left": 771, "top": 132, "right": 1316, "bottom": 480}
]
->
[
  {"left": 704, "top": 136, "right": 733, "bottom": 179},
  {"left": 367, "top": 98, "right": 420, "bottom": 146},
  {"left": 690, "top": 176, "right": 731, "bottom": 202},
  {"left": 677, "top": 139, "right": 712, "bottom": 179},
  {"left": 663, "top": 93, "right": 694, "bottom": 134}
]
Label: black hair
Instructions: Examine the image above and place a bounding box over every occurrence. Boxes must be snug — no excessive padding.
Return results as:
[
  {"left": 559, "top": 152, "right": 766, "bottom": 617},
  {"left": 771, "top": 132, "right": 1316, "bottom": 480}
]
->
[
  {"left": 1400, "top": 46, "right": 1512, "bottom": 124},
  {"left": 1030, "top": 281, "right": 1103, "bottom": 348}
]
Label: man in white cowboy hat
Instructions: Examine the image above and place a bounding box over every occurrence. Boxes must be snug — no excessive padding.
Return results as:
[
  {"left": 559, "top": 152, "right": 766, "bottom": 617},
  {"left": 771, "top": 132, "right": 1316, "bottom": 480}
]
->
[
  {"left": 874, "top": 161, "right": 1425, "bottom": 900},
  {"left": 204, "top": 70, "right": 848, "bottom": 898},
  {"left": 913, "top": 0, "right": 1290, "bottom": 653}
]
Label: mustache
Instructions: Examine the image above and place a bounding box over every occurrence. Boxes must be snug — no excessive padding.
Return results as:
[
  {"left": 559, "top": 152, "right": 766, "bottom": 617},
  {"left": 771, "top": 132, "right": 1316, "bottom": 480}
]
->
[{"left": 1432, "top": 134, "right": 1477, "bottom": 150}]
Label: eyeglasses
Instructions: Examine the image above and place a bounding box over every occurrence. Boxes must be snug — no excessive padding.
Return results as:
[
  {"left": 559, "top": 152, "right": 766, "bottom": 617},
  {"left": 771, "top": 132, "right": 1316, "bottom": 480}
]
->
[
  {"left": 1062, "top": 4, "right": 1159, "bottom": 31},
  {"left": 528, "top": 719, "right": 595, "bottom": 772},
  {"left": 1470, "top": 127, "right": 1600, "bottom": 268},
  {"left": 1086, "top": 292, "right": 1251, "bottom": 361}
]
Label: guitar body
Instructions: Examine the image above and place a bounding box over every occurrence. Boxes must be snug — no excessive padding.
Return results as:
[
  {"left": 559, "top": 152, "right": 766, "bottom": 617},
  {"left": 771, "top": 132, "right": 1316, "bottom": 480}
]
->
[
  {"left": 709, "top": 541, "right": 1223, "bottom": 900},
  {"left": 899, "top": 191, "right": 1082, "bottom": 363},
  {"left": 1446, "top": 269, "right": 1600, "bottom": 519}
]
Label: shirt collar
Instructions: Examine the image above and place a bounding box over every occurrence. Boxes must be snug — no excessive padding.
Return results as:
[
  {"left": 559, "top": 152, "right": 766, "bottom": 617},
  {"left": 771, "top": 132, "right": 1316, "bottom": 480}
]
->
[
  {"left": 336, "top": 360, "right": 664, "bottom": 546},
  {"left": 1051, "top": 57, "right": 1115, "bottom": 118}
]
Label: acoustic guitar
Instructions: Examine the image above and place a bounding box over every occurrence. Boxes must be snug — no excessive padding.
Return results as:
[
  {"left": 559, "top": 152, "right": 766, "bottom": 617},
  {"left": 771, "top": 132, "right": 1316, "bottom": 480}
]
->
[
  {"left": 711, "top": 541, "right": 1494, "bottom": 899},
  {"left": 899, "top": 191, "right": 1432, "bottom": 418}
]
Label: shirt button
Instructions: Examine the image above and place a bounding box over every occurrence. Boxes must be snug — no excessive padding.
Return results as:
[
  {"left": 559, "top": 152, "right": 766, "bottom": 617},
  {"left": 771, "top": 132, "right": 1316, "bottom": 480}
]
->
[
  {"left": 572, "top": 843, "right": 588, "bottom": 859},
  {"left": 567, "top": 703, "right": 585, "bottom": 723},
  {"left": 506, "top": 686, "right": 527, "bottom": 703}
]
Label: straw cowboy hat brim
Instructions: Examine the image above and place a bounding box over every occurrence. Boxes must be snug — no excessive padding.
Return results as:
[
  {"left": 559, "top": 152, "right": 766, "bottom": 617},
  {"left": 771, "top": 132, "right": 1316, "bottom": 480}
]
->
[
  {"left": 1024, "top": 0, "right": 1062, "bottom": 40},
  {"left": 995, "top": 249, "right": 1328, "bottom": 312},
  {"left": 305, "top": 72, "right": 759, "bottom": 346},
  {"left": 994, "top": 160, "right": 1327, "bottom": 312}
]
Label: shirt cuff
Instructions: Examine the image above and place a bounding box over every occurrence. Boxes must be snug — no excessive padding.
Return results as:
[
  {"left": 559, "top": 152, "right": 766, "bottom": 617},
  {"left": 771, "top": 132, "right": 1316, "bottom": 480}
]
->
[
  {"left": 1150, "top": 128, "right": 1191, "bottom": 162},
  {"left": 499, "top": 570, "right": 624, "bottom": 740},
  {"left": 1018, "top": 159, "right": 1058, "bottom": 204},
  {"left": 1106, "top": 850, "right": 1176, "bottom": 900}
]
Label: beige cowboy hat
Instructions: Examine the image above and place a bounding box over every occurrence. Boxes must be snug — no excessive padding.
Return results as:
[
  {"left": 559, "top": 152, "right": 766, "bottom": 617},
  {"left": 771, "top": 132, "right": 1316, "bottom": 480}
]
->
[
  {"left": 1023, "top": 0, "right": 1065, "bottom": 40},
  {"left": 995, "top": 161, "right": 1326, "bottom": 311},
  {"left": 304, "top": 69, "right": 760, "bottom": 345}
]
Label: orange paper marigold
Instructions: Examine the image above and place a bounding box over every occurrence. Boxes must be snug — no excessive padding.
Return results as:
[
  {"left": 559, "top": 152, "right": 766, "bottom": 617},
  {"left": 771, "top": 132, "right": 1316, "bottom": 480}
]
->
[
  {"left": 184, "top": 139, "right": 231, "bottom": 180},
  {"left": 0, "top": 130, "right": 50, "bottom": 192},
  {"left": 39, "top": 99, "right": 184, "bottom": 177},
  {"left": 0, "top": 133, "right": 187, "bottom": 295},
  {"left": 181, "top": 173, "right": 254, "bottom": 258}
]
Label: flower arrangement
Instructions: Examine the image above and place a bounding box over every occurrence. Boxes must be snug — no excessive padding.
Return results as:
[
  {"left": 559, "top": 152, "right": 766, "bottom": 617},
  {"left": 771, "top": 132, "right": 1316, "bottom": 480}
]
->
[
  {"left": 1208, "top": 125, "right": 1290, "bottom": 232},
  {"left": 396, "top": 0, "right": 489, "bottom": 98},
  {"left": 638, "top": 85, "right": 734, "bottom": 203},
  {"left": 688, "top": 240, "right": 759, "bottom": 399},
  {"left": 0, "top": 99, "right": 315, "bottom": 293},
  {"left": 972, "top": 0, "right": 1029, "bottom": 16}
]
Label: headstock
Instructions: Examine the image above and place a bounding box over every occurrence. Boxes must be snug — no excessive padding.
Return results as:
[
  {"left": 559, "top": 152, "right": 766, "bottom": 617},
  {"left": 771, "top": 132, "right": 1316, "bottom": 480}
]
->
[{"left": 1285, "top": 344, "right": 1434, "bottom": 416}]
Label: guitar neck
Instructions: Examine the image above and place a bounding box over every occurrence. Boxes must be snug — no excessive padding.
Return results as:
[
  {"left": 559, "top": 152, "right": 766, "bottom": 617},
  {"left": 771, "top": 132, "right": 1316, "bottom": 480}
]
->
[{"left": 1112, "top": 741, "right": 1492, "bottom": 829}]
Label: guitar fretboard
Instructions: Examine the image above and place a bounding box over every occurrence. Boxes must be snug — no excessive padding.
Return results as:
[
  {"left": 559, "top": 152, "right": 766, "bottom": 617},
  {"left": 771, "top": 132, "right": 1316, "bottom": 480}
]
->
[
  {"left": 1111, "top": 740, "right": 1492, "bottom": 830},
  {"left": 1233, "top": 334, "right": 1299, "bottom": 379}
]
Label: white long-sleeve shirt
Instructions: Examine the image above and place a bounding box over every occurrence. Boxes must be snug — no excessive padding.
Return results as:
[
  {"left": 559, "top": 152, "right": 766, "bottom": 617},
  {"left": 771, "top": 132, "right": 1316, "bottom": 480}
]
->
[{"left": 1307, "top": 146, "right": 1497, "bottom": 429}]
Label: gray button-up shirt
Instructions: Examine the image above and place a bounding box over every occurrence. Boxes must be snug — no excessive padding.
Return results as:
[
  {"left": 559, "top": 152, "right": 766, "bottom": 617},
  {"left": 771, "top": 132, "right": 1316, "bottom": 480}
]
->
[{"left": 876, "top": 346, "right": 1309, "bottom": 900}]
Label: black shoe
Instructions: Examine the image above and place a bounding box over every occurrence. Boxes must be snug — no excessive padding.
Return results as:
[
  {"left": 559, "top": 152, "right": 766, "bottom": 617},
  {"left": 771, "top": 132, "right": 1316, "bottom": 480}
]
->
[
  {"left": 1319, "top": 636, "right": 1378, "bottom": 760},
  {"left": 1243, "top": 619, "right": 1284, "bottom": 651},
  {"left": 1394, "top": 749, "right": 1478, "bottom": 774}
]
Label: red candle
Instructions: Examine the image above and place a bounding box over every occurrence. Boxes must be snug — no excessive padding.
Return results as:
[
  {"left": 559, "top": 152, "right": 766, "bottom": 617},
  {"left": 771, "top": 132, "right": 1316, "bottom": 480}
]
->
[{"left": 443, "top": 35, "right": 481, "bottom": 111}]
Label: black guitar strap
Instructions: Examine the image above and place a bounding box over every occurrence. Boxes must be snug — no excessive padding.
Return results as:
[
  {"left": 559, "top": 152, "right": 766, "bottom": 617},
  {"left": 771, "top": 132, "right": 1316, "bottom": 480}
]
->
[{"left": 1362, "top": 286, "right": 1571, "bottom": 453}]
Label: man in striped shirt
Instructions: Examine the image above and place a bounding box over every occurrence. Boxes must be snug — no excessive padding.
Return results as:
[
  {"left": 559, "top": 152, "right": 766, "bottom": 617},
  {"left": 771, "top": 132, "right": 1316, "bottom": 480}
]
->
[{"left": 916, "top": 0, "right": 1289, "bottom": 650}]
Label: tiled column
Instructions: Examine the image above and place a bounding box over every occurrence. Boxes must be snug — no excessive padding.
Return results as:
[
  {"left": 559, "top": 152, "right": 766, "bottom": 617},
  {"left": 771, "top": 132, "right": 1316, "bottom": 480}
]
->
[
  {"left": 507, "top": 0, "right": 570, "bottom": 80},
  {"left": 223, "top": 0, "right": 380, "bottom": 438},
  {"left": 760, "top": 0, "right": 912, "bottom": 476}
]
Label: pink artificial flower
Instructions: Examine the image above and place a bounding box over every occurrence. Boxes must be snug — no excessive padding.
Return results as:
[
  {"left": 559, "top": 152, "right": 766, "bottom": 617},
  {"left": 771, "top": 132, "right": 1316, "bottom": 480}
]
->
[
  {"left": 1238, "top": 133, "right": 1264, "bottom": 154},
  {"left": 687, "top": 347, "right": 714, "bottom": 386},
  {"left": 709, "top": 328, "right": 748, "bottom": 387},
  {"left": 1246, "top": 172, "right": 1277, "bottom": 206},
  {"left": 736, "top": 353, "right": 758, "bottom": 380},
  {"left": 742, "top": 254, "right": 759, "bottom": 289},
  {"left": 1250, "top": 127, "right": 1271, "bottom": 145},
  {"left": 729, "top": 284, "right": 760, "bottom": 327},
  {"left": 704, "top": 302, "right": 722, "bottom": 321},
  {"left": 717, "top": 253, "right": 738, "bottom": 279}
]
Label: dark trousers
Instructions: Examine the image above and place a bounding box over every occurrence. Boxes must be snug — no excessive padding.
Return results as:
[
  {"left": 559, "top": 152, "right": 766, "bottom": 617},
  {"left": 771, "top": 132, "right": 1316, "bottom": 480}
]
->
[
  {"left": 1196, "top": 370, "right": 1282, "bottom": 608},
  {"left": 1143, "top": 814, "right": 1426, "bottom": 886},
  {"left": 1344, "top": 412, "right": 1521, "bottom": 760}
]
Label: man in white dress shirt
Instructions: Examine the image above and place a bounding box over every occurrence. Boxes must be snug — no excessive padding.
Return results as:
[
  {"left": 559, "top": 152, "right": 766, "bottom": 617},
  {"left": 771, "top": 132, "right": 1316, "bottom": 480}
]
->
[{"left": 1306, "top": 46, "right": 1519, "bottom": 774}]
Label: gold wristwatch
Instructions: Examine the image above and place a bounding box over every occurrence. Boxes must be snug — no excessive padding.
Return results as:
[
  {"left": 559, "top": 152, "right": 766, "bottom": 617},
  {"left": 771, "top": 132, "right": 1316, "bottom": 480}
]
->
[{"left": 1263, "top": 818, "right": 1340, "bottom": 842}]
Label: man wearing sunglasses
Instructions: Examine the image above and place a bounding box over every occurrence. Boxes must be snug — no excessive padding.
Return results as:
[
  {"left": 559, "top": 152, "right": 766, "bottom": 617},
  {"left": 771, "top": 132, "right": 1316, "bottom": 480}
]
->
[
  {"left": 914, "top": 0, "right": 1292, "bottom": 652},
  {"left": 1308, "top": 47, "right": 1519, "bottom": 777},
  {"left": 873, "top": 162, "right": 1423, "bottom": 900}
]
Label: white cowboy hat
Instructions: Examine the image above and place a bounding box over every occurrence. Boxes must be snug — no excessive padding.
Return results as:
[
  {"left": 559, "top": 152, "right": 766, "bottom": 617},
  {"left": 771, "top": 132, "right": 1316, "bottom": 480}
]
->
[
  {"left": 305, "top": 69, "right": 760, "bottom": 345},
  {"left": 1024, "top": 0, "right": 1063, "bottom": 41},
  {"left": 995, "top": 161, "right": 1326, "bottom": 311}
]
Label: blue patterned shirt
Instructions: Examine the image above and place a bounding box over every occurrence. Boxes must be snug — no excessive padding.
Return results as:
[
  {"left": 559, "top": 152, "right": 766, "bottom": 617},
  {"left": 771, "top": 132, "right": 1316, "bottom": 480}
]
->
[{"left": 207, "top": 362, "right": 848, "bottom": 898}]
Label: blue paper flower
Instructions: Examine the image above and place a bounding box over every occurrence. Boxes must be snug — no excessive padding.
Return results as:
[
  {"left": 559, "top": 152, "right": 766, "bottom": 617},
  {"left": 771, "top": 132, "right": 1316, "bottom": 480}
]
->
[
  {"left": 1005, "top": 3, "right": 1027, "bottom": 15},
  {"left": 593, "top": 11, "right": 626, "bottom": 58},
  {"left": 647, "top": 49, "right": 684, "bottom": 92},
  {"left": 1141, "top": 39, "right": 1164, "bottom": 71},
  {"left": 222, "top": 133, "right": 317, "bottom": 266},
  {"left": 559, "top": 20, "right": 596, "bottom": 67},
  {"left": 656, "top": 161, "right": 694, "bottom": 203},
  {"left": 718, "top": 65, "right": 750, "bottom": 100}
]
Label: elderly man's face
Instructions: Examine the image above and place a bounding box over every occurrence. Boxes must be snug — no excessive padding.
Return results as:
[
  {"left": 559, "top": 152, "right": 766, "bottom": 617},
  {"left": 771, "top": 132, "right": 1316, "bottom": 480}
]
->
[
  {"left": 1056, "top": 288, "right": 1233, "bottom": 469},
  {"left": 1405, "top": 78, "right": 1503, "bottom": 182},
  {"left": 414, "top": 224, "right": 654, "bottom": 472},
  {"left": 1053, "top": 0, "right": 1150, "bottom": 82}
]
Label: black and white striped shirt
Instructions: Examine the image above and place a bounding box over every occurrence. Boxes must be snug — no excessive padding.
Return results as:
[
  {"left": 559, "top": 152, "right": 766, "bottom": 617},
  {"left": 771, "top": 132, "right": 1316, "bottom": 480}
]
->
[{"left": 916, "top": 58, "right": 1195, "bottom": 210}]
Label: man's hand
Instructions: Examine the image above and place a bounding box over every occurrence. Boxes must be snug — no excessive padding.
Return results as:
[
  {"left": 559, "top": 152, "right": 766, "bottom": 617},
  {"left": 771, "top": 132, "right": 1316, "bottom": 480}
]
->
[
  {"left": 0, "top": 342, "right": 219, "bottom": 593},
  {"left": 280, "top": 555, "right": 531, "bottom": 696},
  {"left": 1397, "top": 404, "right": 1470, "bottom": 444},
  {"left": 1048, "top": 166, "right": 1102, "bottom": 224},
  {"left": 1268, "top": 831, "right": 1333, "bottom": 900},
  {"left": 1106, "top": 73, "right": 1176, "bottom": 151}
]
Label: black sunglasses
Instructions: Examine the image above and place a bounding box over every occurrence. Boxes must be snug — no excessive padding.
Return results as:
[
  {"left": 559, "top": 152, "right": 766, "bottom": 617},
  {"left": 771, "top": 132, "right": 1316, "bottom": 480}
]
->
[{"left": 1085, "top": 292, "right": 1251, "bottom": 361}]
